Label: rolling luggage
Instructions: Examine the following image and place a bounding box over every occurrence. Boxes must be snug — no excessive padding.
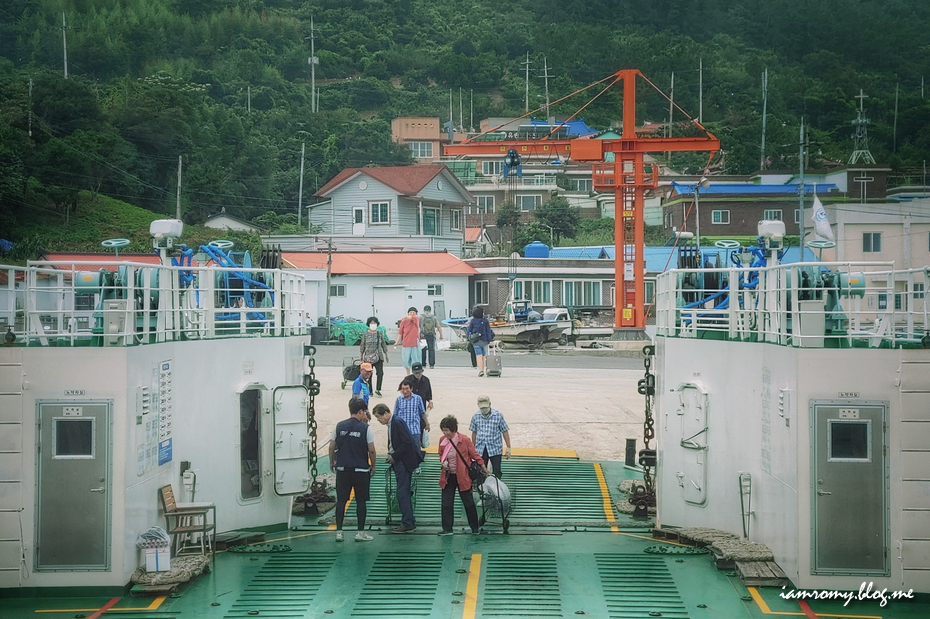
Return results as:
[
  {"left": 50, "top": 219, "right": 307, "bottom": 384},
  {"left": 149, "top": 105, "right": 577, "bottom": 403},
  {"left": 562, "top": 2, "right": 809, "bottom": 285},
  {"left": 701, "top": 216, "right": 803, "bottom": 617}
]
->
[{"left": 486, "top": 351, "right": 502, "bottom": 377}]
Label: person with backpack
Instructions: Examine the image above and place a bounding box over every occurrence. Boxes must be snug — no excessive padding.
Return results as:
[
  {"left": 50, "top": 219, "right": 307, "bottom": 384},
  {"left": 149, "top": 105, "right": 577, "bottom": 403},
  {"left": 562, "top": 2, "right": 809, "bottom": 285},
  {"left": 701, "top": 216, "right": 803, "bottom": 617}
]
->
[
  {"left": 419, "top": 305, "right": 443, "bottom": 368},
  {"left": 465, "top": 306, "right": 494, "bottom": 377}
]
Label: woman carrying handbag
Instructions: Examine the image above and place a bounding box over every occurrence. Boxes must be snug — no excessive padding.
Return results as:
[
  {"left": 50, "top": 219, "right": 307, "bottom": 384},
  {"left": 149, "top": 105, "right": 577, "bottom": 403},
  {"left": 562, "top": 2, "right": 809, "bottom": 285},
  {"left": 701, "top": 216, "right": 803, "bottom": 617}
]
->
[{"left": 437, "top": 415, "right": 489, "bottom": 535}]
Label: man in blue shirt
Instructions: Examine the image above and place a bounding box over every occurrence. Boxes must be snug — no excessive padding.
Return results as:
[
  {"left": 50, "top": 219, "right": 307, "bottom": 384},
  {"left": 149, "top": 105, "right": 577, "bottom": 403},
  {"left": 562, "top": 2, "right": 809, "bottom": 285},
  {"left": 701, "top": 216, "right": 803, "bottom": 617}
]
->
[
  {"left": 469, "top": 395, "right": 511, "bottom": 479},
  {"left": 352, "top": 362, "right": 374, "bottom": 404}
]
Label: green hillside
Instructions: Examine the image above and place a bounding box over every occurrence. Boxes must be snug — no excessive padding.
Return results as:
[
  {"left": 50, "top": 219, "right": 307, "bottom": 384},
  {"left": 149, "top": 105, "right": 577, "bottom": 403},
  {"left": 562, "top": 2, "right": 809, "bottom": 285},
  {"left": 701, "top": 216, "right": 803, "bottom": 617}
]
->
[{"left": 2, "top": 0, "right": 929, "bottom": 251}]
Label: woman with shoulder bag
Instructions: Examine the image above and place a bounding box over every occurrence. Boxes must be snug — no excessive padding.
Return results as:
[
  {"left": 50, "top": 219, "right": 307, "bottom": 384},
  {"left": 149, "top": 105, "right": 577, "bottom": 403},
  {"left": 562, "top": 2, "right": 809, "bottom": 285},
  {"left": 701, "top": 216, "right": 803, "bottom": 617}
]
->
[
  {"left": 437, "top": 415, "right": 488, "bottom": 535},
  {"left": 465, "top": 306, "right": 493, "bottom": 377},
  {"left": 359, "top": 316, "right": 389, "bottom": 396}
]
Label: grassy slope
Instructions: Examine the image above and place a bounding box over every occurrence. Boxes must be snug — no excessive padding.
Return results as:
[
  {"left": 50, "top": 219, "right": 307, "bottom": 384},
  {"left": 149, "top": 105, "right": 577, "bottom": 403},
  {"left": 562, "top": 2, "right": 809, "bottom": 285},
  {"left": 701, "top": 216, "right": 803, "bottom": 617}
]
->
[{"left": 10, "top": 193, "right": 261, "bottom": 262}]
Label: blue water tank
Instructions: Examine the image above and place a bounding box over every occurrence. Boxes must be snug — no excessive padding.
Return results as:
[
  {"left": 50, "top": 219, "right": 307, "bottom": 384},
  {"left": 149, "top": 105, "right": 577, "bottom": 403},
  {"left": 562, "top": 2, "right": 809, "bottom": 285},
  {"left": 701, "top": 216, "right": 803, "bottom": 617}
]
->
[{"left": 524, "top": 241, "right": 550, "bottom": 258}]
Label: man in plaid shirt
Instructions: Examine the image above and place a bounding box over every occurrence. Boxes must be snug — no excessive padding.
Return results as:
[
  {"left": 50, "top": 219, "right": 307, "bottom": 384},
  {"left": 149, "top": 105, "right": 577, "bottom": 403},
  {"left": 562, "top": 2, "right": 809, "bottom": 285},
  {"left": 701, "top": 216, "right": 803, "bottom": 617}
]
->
[{"left": 469, "top": 395, "right": 511, "bottom": 479}]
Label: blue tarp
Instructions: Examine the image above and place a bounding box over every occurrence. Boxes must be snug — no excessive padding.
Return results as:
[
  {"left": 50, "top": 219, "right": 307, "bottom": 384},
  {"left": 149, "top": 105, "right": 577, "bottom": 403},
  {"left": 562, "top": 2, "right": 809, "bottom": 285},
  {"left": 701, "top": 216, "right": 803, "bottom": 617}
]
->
[
  {"left": 528, "top": 118, "right": 598, "bottom": 136},
  {"left": 671, "top": 181, "right": 838, "bottom": 196}
]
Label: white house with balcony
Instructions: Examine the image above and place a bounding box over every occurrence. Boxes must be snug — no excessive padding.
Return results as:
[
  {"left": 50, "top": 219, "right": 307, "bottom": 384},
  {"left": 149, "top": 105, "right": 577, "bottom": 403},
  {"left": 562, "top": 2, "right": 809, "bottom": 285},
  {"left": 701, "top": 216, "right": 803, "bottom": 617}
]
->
[{"left": 297, "top": 164, "right": 473, "bottom": 257}]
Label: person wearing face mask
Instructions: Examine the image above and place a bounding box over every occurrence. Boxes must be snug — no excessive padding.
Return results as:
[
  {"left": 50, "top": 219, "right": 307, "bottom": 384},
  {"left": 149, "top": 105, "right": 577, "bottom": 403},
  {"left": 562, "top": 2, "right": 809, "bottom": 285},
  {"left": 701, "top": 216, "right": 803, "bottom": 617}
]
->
[
  {"left": 359, "top": 316, "right": 389, "bottom": 396},
  {"left": 469, "top": 395, "right": 511, "bottom": 479}
]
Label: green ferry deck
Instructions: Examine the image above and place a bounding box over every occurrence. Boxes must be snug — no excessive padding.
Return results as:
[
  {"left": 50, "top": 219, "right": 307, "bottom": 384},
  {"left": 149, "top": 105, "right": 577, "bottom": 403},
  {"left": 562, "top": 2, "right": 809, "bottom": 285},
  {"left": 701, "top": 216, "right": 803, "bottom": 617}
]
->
[{"left": 4, "top": 453, "right": 926, "bottom": 619}]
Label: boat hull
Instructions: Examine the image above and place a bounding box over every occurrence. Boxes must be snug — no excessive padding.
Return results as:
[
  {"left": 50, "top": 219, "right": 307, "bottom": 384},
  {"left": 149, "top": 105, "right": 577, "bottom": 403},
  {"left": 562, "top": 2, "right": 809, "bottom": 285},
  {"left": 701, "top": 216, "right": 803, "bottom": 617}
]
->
[{"left": 443, "top": 318, "right": 571, "bottom": 345}]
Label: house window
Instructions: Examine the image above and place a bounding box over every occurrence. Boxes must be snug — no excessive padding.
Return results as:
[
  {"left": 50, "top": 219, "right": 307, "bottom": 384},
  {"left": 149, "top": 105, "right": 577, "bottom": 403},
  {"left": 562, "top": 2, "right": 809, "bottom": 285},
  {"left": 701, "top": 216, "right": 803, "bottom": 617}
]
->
[
  {"left": 863, "top": 232, "right": 882, "bottom": 253},
  {"left": 409, "top": 141, "right": 433, "bottom": 158},
  {"left": 914, "top": 283, "right": 925, "bottom": 300},
  {"left": 763, "top": 209, "right": 782, "bottom": 221},
  {"left": 894, "top": 293, "right": 903, "bottom": 311},
  {"left": 878, "top": 293, "right": 887, "bottom": 310},
  {"left": 474, "top": 195, "right": 495, "bottom": 214},
  {"left": 475, "top": 280, "right": 489, "bottom": 305},
  {"left": 563, "top": 280, "right": 601, "bottom": 306},
  {"left": 482, "top": 161, "right": 503, "bottom": 176},
  {"left": 711, "top": 210, "right": 730, "bottom": 224},
  {"left": 517, "top": 195, "right": 541, "bottom": 211},
  {"left": 427, "top": 284, "right": 443, "bottom": 296},
  {"left": 794, "top": 209, "right": 801, "bottom": 224},
  {"left": 513, "top": 280, "right": 551, "bottom": 304},
  {"left": 451, "top": 209, "right": 462, "bottom": 231},
  {"left": 422, "top": 207, "right": 439, "bottom": 235},
  {"left": 330, "top": 284, "right": 346, "bottom": 297},
  {"left": 369, "top": 201, "right": 390, "bottom": 224},
  {"left": 573, "top": 178, "right": 592, "bottom": 192},
  {"left": 644, "top": 280, "right": 656, "bottom": 306},
  {"left": 74, "top": 293, "right": 95, "bottom": 311}
]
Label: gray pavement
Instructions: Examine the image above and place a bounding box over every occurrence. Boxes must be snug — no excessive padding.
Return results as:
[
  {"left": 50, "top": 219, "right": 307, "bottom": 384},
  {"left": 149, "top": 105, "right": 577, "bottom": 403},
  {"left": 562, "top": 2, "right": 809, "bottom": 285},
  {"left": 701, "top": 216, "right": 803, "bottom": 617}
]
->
[{"left": 308, "top": 343, "right": 652, "bottom": 462}]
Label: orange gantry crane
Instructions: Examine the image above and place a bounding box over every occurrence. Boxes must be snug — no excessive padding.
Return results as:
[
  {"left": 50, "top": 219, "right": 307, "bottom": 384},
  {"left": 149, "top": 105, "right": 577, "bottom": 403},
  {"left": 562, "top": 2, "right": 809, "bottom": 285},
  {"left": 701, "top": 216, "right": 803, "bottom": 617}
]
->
[{"left": 443, "top": 69, "right": 720, "bottom": 332}]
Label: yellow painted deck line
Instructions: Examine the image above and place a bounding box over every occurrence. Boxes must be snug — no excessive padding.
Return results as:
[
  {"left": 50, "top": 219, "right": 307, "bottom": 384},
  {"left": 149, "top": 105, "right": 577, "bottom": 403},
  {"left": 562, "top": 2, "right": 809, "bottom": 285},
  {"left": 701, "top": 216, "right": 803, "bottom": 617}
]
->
[
  {"left": 748, "top": 586, "right": 882, "bottom": 619},
  {"left": 593, "top": 463, "right": 618, "bottom": 532},
  {"left": 462, "top": 553, "right": 482, "bottom": 619},
  {"left": 421, "top": 446, "right": 577, "bottom": 458},
  {"left": 34, "top": 596, "right": 166, "bottom": 614}
]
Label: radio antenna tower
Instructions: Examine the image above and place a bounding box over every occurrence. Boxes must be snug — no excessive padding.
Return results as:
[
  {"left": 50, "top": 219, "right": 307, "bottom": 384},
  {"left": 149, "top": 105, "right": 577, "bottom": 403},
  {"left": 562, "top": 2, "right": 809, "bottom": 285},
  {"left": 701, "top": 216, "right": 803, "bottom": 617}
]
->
[{"left": 848, "top": 89, "right": 876, "bottom": 164}]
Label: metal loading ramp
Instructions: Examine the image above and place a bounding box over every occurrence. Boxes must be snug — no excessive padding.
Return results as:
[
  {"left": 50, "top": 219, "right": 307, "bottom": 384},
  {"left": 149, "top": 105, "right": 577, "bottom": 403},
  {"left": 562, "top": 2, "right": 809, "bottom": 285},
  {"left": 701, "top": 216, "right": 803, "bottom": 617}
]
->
[{"left": 354, "top": 455, "right": 640, "bottom": 529}]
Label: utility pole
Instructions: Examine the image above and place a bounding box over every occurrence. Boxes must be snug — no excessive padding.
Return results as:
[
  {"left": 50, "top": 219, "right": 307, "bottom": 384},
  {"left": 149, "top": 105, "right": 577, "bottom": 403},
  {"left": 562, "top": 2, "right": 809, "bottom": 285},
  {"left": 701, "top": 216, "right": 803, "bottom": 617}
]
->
[
  {"left": 176, "top": 155, "right": 182, "bottom": 221},
  {"left": 893, "top": 83, "right": 899, "bottom": 153},
  {"left": 760, "top": 68, "right": 768, "bottom": 170},
  {"left": 798, "top": 118, "right": 805, "bottom": 247},
  {"left": 470, "top": 89, "right": 474, "bottom": 132},
  {"left": 61, "top": 12, "right": 68, "bottom": 79},
  {"left": 306, "top": 17, "right": 319, "bottom": 113},
  {"left": 247, "top": 85, "right": 251, "bottom": 113},
  {"left": 28, "top": 78, "right": 33, "bottom": 137},
  {"left": 667, "top": 71, "right": 674, "bottom": 160},
  {"left": 297, "top": 142, "right": 306, "bottom": 227},
  {"left": 459, "top": 87, "right": 463, "bottom": 131},
  {"left": 449, "top": 89, "right": 453, "bottom": 129},
  {"left": 522, "top": 52, "right": 531, "bottom": 112},
  {"left": 321, "top": 238, "right": 336, "bottom": 320},
  {"left": 541, "top": 57, "right": 552, "bottom": 121},
  {"left": 698, "top": 57, "right": 703, "bottom": 123}
]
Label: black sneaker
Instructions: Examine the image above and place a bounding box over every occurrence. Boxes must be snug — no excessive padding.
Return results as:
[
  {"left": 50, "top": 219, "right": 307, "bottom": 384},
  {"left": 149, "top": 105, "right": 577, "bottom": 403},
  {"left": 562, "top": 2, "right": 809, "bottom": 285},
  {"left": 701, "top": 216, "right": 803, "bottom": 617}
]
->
[
  {"left": 375, "top": 390, "right": 382, "bottom": 397},
  {"left": 392, "top": 525, "right": 416, "bottom": 534}
]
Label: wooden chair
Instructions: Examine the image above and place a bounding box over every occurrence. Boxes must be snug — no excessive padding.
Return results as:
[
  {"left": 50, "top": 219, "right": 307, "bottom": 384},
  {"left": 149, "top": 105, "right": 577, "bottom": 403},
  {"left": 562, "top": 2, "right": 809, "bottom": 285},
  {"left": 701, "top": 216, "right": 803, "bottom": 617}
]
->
[{"left": 158, "top": 485, "right": 216, "bottom": 556}]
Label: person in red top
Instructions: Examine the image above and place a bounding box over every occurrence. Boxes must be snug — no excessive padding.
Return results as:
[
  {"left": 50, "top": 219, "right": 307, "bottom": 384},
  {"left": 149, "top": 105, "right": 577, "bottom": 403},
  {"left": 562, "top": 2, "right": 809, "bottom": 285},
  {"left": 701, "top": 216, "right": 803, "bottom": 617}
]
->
[
  {"left": 437, "top": 415, "right": 489, "bottom": 536},
  {"left": 395, "top": 307, "right": 421, "bottom": 375}
]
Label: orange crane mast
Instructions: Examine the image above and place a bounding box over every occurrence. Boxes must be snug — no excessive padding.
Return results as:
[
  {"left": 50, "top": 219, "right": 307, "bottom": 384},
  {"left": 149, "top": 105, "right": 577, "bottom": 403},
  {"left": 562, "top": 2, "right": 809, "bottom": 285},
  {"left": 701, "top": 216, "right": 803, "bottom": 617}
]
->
[{"left": 444, "top": 69, "right": 720, "bottom": 332}]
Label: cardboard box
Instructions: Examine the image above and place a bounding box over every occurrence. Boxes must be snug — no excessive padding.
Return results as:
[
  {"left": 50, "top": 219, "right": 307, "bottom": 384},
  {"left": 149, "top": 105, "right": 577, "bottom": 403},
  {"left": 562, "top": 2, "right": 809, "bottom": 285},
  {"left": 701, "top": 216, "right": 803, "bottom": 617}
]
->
[{"left": 144, "top": 547, "right": 171, "bottom": 572}]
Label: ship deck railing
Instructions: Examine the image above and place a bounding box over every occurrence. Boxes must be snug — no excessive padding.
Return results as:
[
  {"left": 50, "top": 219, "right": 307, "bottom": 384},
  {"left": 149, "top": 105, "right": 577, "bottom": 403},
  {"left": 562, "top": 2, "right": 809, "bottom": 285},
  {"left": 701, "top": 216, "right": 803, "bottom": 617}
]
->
[
  {"left": 654, "top": 260, "right": 930, "bottom": 349},
  {"left": 0, "top": 260, "right": 309, "bottom": 347}
]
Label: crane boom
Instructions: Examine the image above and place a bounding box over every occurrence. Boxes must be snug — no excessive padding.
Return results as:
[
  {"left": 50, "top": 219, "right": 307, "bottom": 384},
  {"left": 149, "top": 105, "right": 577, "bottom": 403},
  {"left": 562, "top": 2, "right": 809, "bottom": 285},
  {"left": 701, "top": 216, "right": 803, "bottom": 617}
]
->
[{"left": 443, "top": 69, "right": 720, "bottom": 332}]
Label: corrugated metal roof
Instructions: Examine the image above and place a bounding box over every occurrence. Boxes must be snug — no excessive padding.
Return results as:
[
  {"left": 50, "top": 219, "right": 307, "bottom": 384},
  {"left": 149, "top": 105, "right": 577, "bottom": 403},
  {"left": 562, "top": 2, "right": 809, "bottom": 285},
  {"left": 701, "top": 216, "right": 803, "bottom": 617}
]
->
[
  {"left": 464, "top": 227, "right": 484, "bottom": 242},
  {"left": 551, "top": 246, "right": 818, "bottom": 273},
  {"left": 282, "top": 252, "right": 478, "bottom": 275},
  {"left": 671, "top": 181, "right": 839, "bottom": 196}
]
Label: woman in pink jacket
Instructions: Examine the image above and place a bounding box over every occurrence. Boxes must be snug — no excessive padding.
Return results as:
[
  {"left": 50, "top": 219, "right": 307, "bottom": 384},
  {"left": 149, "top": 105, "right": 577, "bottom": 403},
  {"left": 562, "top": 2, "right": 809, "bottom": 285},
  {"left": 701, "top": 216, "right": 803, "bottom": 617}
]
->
[{"left": 437, "top": 415, "right": 489, "bottom": 535}]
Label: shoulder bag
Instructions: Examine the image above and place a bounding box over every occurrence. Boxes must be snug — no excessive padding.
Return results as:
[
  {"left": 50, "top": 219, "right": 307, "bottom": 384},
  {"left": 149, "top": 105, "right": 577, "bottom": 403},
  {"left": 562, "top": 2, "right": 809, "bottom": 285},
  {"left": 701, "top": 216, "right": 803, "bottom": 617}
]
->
[{"left": 449, "top": 436, "right": 486, "bottom": 485}]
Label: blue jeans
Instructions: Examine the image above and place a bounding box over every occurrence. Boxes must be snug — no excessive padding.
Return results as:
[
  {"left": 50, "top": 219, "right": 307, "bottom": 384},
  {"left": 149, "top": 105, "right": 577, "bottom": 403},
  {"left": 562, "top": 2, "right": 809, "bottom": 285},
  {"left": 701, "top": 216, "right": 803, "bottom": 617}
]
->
[{"left": 393, "top": 460, "right": 416, "bottom": 528}]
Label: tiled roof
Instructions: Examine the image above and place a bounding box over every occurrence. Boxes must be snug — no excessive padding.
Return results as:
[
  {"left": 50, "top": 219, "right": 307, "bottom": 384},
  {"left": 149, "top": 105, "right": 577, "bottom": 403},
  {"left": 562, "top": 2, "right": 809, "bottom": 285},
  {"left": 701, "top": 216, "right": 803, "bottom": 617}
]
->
[
  {"left": 282, "top": 252, "right": 478, "bottom": 275},
  {"left": 41, "top": 253, "right": 164, "bottom": 272},
  {"left": 464, "top": 227, "right": 484, "bottom": 242},
  {"left": 315, "top": 164, "right": 468, "bottom": 199}
]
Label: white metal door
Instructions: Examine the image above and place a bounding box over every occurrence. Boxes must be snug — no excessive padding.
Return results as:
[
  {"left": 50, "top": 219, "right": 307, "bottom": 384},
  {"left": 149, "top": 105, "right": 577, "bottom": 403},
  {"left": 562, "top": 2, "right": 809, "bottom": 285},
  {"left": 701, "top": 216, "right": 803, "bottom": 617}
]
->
[
  {"left": 811, "top": 401, "right": 888, "bottom": 574},
  {"left": 36, "top": 401, "right": 111, "bottom": 570},
  {"left": 352, "top": 208, "right": 365, "bottom": 235},
  {"left": 272, "top": 386, "right": 310, "bottom": 496},
  {"left": 677, "top": 383, "right": 708, "bottom": 505}
]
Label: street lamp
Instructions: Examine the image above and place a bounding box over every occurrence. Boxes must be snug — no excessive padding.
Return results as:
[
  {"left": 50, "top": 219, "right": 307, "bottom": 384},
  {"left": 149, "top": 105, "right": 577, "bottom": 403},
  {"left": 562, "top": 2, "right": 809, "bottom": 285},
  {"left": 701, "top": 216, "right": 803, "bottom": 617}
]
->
[{"left": 694, "top": 176, "right": 710, "bottom": 251}]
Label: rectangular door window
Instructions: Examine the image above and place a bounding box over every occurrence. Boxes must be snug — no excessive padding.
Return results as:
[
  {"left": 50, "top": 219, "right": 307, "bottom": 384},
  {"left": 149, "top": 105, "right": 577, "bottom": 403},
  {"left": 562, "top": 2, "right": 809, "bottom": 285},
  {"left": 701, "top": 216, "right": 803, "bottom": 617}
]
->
[{"left": 54, "top": 418, "right": 94, "bottom": 458}]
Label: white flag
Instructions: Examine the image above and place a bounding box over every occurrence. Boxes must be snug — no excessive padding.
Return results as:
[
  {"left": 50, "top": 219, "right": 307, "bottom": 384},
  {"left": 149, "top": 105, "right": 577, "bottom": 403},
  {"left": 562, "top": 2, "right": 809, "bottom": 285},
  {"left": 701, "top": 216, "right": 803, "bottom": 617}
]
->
[{"left": 811, "top": 194, "right": 834, "bottom": 241}]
